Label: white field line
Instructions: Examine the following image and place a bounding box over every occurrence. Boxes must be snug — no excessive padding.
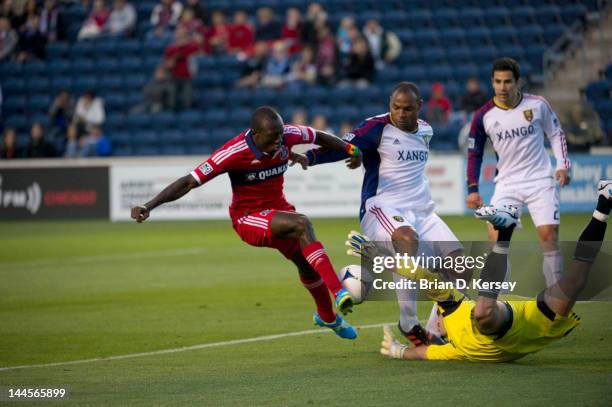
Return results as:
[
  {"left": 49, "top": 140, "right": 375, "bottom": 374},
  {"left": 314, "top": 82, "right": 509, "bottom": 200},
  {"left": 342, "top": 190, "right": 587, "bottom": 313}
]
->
[
  {"left": 0, "top": 248, "right": 208, "bottom": 269},
  {"left": 0, "top": 322, "right": 392, "bottom": 372}
]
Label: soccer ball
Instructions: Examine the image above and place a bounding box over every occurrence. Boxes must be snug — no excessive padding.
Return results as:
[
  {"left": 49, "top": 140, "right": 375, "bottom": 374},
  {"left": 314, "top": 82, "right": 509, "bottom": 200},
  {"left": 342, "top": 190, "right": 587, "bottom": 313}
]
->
[{"left": 338, "top": 265, "right": 374, "bottom": 305}]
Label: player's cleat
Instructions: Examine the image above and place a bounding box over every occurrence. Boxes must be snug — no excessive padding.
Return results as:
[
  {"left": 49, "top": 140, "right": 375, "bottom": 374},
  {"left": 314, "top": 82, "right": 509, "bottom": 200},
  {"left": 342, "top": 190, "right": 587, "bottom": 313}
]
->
[
  {"left": 334, "top": 288, "right": 354, "bottom": 315},
  {"left": 398, "top": 322, "right": 447, "bottom": 346},
  {"left": 598, "top": 180, "right": 612, "bottom": 201},
  {"left": 313, "top": 313, "right": 357, "bottom": 340},
  {"left": 474, "top": 204, "right": 519, "bottom": 230}
]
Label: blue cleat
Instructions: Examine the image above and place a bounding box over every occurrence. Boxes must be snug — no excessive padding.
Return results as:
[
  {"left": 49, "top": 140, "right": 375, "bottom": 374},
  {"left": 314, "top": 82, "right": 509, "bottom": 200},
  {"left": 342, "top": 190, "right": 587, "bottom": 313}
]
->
[
  {"left": 334, "top": 288, "right": 354, "bottom": 315},
  {"left": 313, "top": 313, "right": 357, "bottom": 340}
]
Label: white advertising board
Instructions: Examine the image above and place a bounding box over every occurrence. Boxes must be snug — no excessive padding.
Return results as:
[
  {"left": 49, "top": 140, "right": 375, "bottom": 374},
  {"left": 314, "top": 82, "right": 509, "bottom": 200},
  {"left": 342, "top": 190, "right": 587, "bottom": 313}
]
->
[{"left": 110, "top": 155, "right": 464, "bottom": 221}]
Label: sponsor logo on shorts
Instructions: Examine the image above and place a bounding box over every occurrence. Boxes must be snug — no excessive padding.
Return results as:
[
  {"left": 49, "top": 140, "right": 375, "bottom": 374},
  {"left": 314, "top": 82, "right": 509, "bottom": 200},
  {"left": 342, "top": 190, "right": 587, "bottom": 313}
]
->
[
  {"left": 393, "top": 215, "right": 404, "bottom": 222},
  {"left": 260, "top": 209, "right": 271, "bottom": 216},
  {"left": 200, "top": 162, "right": 213, "bottom": 175},
  {"left": 468, "top": 138, "right": 475, "bottom": 149}
]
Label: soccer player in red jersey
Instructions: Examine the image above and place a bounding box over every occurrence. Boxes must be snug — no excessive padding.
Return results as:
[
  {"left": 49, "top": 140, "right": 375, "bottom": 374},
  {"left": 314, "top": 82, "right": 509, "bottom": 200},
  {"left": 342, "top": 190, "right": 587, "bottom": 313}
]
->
[{"left": 131, "top": 106, "right": 363, "bottom": 339}]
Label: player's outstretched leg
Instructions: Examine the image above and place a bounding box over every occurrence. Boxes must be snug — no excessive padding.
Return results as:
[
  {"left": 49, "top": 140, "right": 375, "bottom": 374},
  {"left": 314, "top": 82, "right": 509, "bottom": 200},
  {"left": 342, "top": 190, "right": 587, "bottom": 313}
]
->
[
  {"left": 544, "top": 180, "right": 611, "bottom": 316},
  {"left": 272, "top": 211, "right": 354, "bottom": 315}
]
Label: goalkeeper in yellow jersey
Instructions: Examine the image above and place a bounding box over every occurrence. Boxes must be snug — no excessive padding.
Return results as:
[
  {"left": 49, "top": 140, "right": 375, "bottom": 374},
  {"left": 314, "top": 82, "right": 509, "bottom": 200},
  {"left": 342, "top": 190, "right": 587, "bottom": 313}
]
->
[{"left": 347, "top": 181, "right": 611, "bottom": 362}]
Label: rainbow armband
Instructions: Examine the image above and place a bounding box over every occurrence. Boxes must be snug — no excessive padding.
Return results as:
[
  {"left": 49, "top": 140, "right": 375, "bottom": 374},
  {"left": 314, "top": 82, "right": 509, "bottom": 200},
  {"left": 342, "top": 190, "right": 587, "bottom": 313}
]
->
[{"left": 346, "top": 143, "right": 360, "bottom": 157}]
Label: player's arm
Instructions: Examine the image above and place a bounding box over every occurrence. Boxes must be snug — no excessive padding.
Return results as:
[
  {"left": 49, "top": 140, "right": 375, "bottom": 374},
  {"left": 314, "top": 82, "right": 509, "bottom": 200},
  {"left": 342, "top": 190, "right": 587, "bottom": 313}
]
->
[
  {"left": 132, "top": 153, "right": 227, "bottom": 222},
  {"left": 466, "top": 110, "right": 488, "bottom": 208},
  {"left": 312, "top": 130, "right": 362, "bottom": 169},
  {"left": 541, "top": 99, "right": 571, "bottom": 187},
  {"left": 131, "top": 175, "right": 199, "bottom": 222},
  {"left": 305, "top": 123, "right": 374, "bottom": 168}
]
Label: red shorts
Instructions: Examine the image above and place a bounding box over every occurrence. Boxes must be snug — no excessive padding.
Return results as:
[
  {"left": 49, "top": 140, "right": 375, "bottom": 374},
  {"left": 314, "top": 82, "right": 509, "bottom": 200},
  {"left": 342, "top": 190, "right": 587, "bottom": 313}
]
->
[{"left": 231, "top": 204, "right": 301, "bottom": 260}]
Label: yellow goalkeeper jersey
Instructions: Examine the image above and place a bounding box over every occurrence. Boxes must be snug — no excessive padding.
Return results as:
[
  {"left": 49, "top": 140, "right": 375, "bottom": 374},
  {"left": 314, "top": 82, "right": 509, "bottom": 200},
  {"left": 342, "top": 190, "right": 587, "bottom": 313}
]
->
[{"left": 426, "top": 299, "right": 581, "bottom": 362}]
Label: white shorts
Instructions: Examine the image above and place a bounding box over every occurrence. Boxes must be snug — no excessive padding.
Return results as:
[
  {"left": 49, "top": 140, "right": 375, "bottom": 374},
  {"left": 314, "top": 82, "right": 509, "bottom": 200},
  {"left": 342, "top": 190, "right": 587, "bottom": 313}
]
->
[
  {"left": 491, "top": 179, "right": 560, "bottom": 227},
  {"left": 360, "top": 205, "right": 463, "bottom": 257}
]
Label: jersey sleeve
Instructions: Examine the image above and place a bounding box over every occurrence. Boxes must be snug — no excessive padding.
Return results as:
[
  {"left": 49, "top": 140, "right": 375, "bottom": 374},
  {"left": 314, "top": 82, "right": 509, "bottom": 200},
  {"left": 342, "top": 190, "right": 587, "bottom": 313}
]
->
[
  {"left": 425, "top": 344, "right": 465, "bottom": 361},
  {"left": 306, "top": 118, "right": 383, "bottom": 166},
  {"left": 283, "top": 124, "right": 316, "bottom": 148},
  {"left": 540, "top": 99, "right": 571, "bottom": 171},
  {"left": 190, "top": 145, "right": 234, "bottom": 185},
  {"left": 466, "top": 107, "right": 489, "bottom": 193}
]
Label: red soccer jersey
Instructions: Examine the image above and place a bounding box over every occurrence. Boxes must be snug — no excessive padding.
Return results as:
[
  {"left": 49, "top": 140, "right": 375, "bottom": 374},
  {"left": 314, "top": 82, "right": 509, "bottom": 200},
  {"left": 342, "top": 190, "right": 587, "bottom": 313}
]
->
[{"left": 190, "top": 124, "right": 316, "bottom": 219}]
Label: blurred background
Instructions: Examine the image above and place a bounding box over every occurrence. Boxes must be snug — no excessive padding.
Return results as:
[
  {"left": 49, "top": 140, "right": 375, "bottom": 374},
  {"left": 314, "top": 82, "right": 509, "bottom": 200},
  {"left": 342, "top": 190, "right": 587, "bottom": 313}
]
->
[{"left": 0, "top": 0, "right": 610, "bottom": 220}]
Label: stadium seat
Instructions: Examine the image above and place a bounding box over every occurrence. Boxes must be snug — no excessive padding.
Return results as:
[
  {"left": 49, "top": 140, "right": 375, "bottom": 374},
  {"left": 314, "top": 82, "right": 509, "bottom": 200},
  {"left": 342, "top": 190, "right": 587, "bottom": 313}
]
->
[
  {"left": 73, "top": 76, "right": 99, "bottom": 93},
  {"left": 585, "top": 81, "right": 611, "bottom": 101},
  {"left": 446, "top": 47, "right": 472, "bottom": 64},
  {"left": 132, "top": 130, "right": 159, "bottom": 145},
  {"left": 422, "top": 48, "right": 447, "bottom": 65},
  {"left": 98, "top": 75, "right": 124, "bottom": 91},
  {"left": 413, "top": 28, "right": 440, "bottom": 49},
  {"left": 26, "top": 77, "right": 50, "bottom": 93},
  {"left": 465, "top": 26, "right": 491, "bottom": 47},
  {"left": 48, "top": 60, "right": 71, "bottom": 75},
  {"left": 105, "top": 113, "right": 125, "bottom": 131},
  {"left": 2, "top": 78, "right": 25, "bottom": 95},
  {"left": 435, "top": 8, "right": 459, "bottom": 27},
  {"left": 149, "top": 112, "right": 177, "bottom": 129},
  {"left": 161, "top": 145, "right": 187, "bottom": 155},
  {"left": 518, "top": 25, "right": 544, "bottom": 47},
  {"left": 126, "top": 112, "right": 153, "bottom": 130},
  {"left": 27, "top": 94, "right": 51, "bottom": 113},
  {"left": 50, "top": 77, "right": 73, "bottom": 93},
  {"left": 22, "top": 61, "right": 47, "bottom": 76},
  {"left": 439, "top": 28, "right": 466, "bottom": 48},
  {"left": 510, "top": 6, "right": 536, "bottom": 27},
  {"left": 490, "top": 26, "right": 518, "bottom": 46},
  {"left": 484, "top": 7, "right": 511, "bottom": 27},
  {"left": 104, "top": 93, "right": 127, "bottom": 112},
  {"left": 133, "top": 145, "right": 162, "bottom": 156},
  {"left": 428, "top": 65, "right": 453, "bottom": 82},
  {"left": 543, "top": 25, "right": 568, "bottom": 46},
  {"left": 46, "top": 41, "right": 70, "bottom": 59},
  {"left": 561, "top": 4, "right": 587, "bottom": 26},
  {"left": 534, "top": 5, "right": 561, "bottom": 26},
  {"left": 458, "top": 8, "right": 485, "bottom": 27}
]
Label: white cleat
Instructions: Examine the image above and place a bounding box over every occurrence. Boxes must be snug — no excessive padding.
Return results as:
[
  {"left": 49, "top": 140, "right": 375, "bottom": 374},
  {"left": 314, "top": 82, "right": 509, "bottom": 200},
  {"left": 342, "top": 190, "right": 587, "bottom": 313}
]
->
[
  {"left": 474, "top": 204, "right": 520, "bottom": 229},
  {"left": 597, "top": 180, "right": 612, "bottom": 201}
]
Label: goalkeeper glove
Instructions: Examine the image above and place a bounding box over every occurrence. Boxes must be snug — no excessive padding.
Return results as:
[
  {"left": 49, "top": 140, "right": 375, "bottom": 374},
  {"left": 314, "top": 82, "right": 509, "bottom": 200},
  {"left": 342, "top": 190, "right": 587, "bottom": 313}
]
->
[{"left": 380, "top": 325, "right": 408, "bottom": 359}]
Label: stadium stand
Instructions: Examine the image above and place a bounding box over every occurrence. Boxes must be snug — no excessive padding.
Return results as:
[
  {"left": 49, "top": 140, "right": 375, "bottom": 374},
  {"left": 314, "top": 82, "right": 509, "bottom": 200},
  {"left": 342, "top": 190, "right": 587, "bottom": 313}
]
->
[
  {"left": 586, "top": 63, "right": 612, "bottom": 141},
  {"left": 0, "top": 0, "right": 605, "bottom": 157}
]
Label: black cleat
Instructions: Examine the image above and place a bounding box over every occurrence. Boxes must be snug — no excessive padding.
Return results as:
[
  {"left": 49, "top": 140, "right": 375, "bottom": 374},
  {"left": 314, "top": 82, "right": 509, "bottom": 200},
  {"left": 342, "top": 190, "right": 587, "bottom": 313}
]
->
[{"left": 398, "top": 322, "right": 447, "bottom": 346}]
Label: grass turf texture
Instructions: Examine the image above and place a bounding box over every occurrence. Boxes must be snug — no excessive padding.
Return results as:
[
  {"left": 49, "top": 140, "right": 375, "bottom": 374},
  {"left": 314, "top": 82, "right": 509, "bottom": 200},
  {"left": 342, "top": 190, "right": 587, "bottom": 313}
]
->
[{"left": 0, "top": 214, "right": 611, "bottom": 406}]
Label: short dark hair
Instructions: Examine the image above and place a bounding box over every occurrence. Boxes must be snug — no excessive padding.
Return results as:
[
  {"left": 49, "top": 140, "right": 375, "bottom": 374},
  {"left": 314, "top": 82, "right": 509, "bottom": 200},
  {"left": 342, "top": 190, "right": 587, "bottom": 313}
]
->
[
  {"left": 251, "top": 106, "right": 283, "bottom": 131},
  {"left": 391, "top": 81, "right": 421, "bottom": 100},
  {"left": 491, "top": 57, "right": 520, "bottom": 81}
]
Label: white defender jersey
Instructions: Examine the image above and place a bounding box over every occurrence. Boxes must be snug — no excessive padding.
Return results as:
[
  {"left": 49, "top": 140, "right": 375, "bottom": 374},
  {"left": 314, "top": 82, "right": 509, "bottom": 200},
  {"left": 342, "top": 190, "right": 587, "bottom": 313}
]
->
[
  {"left": 467, "top": 93, "right": 571, "bottom": 193},
  {"left": 336, "top": 114, "right": 435, "bottom": 219}
]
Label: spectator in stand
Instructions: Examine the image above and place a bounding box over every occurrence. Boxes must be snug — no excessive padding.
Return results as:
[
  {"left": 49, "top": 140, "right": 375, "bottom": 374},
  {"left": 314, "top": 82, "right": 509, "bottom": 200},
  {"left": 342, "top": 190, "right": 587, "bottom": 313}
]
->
[
  {"left": 228, "top": 10, "right": 253, "bottom": 56},
  {"left": 16, "top": 12, "right": 45, "bottom": 61},
  {"left": 73, "top": 90, "right": 105, "bottom": 136},
  {"left": 1, "top": 0, "right": 27, "bottom": 29},
  {"left": 235, "top": 40, "right": 268, "bottom": 88},
  {"left": 39, "top": 0, "right": 63, "bottom": 42},
  {"left": 48, "top": 89, "right": 74, "bottom": 139},
  {"left": 460, "top": 77, "right": 488, "bottom": 114},
  {"left": 148, "top": 0, "right": 182, "bottom": 41},
  {"left": 336, "top": 16, "right": 355, "bottom": 57},
  {"left": 311, "top": 114, "right": 333, "bottom": 134},
  {"left": 177, "top": 7, "right": 204, "bottom": 45},
  {"left": 164, "top": 25, "right": 200, "bottom": 109},
  {"left": 362, "top": 19, "right": 401, "bottom": 69},
  {"left": 291, "top": 109, "right": 307, "bottom": 126},
  {"left": 281, "top": 7, "right": 302, "bottom": 55},
  {"left": 0, "top": 16, "right": 17, "bottom": 59},
  {"left": 77, "top": 0, "right": 109, "bottom": 40},
  {"left": 426, "top": 82, "right": 452, "bottom": 125},
  {"left": 26, "top": 122, "right": 56, "bottom": 158},
  {"left": 339, "top": 120, "right": 352, "bottom": 137},
  {"left": 63, "top": 123, "right": 79, "bottom": 158},
  {"left": 206, "top": 10, "right": 230, "bottom": 54},
  {"left": 140, "top": 65, "right": 175, "bottom": 112},
  {"left": 184, "top": 0, "right": 207, "bottom": 25},
  {"left": 315, "top": 24, "right": 336, "bottom": 86},
  {"left": 301, "top": 2, "right": 326, "bottom": 49},
  {"left": 287, "top": 45, "right": 316, "bottom": 88},
  {"left": 255, "top": 7, "right": 281, "bottom": 42},
  {"left": 261, "top": 41, "right": 289, "bottom": 88},
  {"left": 339, "top": 36, "right": 374, "bottom": 88},
  {"left": 0, "top": 127, "right": 21, "bottom": 159},
  {"left": 80, "top": 125, "right": 111, "bottom": 157},
  {"left": 106, "top": 0, "right": 135, "bottom": 37}
]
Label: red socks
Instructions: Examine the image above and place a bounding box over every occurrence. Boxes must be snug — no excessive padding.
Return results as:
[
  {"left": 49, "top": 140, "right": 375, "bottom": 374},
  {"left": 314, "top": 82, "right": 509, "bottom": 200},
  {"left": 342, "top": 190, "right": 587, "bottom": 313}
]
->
[
  {"left": 300, "top": 275, "right": 335, "bottom": 323},
  {"left": 302, "top": 241, "right": 343, "bottom": 294}
]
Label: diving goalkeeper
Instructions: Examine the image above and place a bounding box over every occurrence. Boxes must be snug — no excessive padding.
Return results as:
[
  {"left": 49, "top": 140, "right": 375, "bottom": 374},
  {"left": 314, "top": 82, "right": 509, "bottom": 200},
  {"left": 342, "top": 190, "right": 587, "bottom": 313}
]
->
[{"left": 347, "top": 181, "right": 611, "bottom": 362}]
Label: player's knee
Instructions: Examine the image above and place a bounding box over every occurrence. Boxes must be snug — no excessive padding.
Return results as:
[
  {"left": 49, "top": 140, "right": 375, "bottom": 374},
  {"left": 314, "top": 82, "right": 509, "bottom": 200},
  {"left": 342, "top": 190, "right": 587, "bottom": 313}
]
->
[
  {"left": 392, "top": 227, "right": 418, "bottom": 254},
  {"left": 538, "top": 226, "right": 558, "bottom": 243},
  {"left": 291, "top": 214, "right": 312, "bottom": 236}
]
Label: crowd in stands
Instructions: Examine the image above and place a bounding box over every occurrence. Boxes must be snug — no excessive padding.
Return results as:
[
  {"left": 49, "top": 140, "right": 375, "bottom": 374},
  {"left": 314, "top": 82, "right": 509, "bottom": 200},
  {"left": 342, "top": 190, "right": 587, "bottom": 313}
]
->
[{"left": 0, "top": 1, "right": 606, "bottom": 160}]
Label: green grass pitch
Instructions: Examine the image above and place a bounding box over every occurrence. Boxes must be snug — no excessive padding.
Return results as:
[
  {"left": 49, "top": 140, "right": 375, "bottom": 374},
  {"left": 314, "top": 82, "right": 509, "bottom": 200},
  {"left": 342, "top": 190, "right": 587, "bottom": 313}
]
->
[{"left": 0, "top": 214, "right": 611, "bottom": 406}]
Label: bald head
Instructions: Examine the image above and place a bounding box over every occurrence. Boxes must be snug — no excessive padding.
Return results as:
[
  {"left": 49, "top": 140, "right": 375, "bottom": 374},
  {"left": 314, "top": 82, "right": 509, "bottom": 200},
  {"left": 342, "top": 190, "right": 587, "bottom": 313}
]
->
[
  {"left": 251, "top": 106, "right": 285, "bottom": 154},
  {"left": 389, "top": 82, "right": 422, "bottom": 132},
  {"left": 251, "top": 106, "right": 284, "bottom": 133},
  {"left": 391, "top": 82, "right": 421, "bottom": 101}
]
